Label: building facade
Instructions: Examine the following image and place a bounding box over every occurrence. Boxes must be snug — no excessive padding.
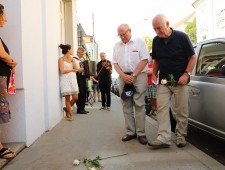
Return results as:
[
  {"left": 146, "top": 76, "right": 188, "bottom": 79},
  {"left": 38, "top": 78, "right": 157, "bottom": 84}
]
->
[
  {"left": 0, "top": 0, "right": 78, "bottom": 146},
  {"left": 77, "top": 23, "right": 98, "bottom": 62},
  {"left": 193, "top": 0, "right": 225, "bottom": 42},
  {"left": 82, "top": 35, "right": 98, "bottom": 61}
]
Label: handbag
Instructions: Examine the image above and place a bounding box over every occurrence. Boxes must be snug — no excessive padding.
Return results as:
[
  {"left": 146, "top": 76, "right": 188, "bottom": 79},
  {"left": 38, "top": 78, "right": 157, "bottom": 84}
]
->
[{"left": 8, "top": 71, "right": 16, "bottom": 94}]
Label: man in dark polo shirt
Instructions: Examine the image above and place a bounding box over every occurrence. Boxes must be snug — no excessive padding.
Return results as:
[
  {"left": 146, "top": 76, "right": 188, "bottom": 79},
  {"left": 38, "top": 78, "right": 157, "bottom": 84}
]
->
[
  {"left": 148, "top": 14, "right": 196, "bottom": 148},
  {"left": 97, "top": 52, "right": 112, "bottom": 111}
]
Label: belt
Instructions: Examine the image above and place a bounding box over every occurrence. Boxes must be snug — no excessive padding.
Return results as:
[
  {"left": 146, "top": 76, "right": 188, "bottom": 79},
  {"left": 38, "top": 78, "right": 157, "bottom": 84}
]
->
[
  {"left": 76, "top": 72, "right": 85, "bottom": 76},
  {"left": 124, "top": 72, "right": 133, "bottom": 75}
]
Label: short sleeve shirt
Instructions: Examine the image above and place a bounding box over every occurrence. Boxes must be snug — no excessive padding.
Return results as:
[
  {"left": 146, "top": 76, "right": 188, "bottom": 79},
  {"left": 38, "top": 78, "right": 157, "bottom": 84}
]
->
[
  {"left": 152, "top": 29, "right": 195, "bottom": 82},
  {"left": 112, "top": 37, "right": 150, "bottom": 72},
  {"left": 147, "top": 63, "right": 153, "bottom": 85}
]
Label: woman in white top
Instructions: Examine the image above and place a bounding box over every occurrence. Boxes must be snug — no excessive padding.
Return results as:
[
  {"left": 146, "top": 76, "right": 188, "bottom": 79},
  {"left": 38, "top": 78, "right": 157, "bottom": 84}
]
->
[{"left": 58, "top": 44, "right": 82, "bottom": 121}]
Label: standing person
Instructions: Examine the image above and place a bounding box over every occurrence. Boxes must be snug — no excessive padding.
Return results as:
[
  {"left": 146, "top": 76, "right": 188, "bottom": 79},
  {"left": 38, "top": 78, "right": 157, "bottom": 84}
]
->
[
  {"left": 91, "top": 76, "right": 101, "bottom": 102},
  {"left": 0, "top": 4, "right": 17, "bottom": 159},
  {"left": 148, "top": 14, "right": 196, "bottom": 148},
  {"left": 58, "top": 44, "right": 80, "bottom": 121},
  {"left": 74, "top": 48, "right": 89, "bottom": 114},
  {"left": 112, "top": 24, "right": 150, "bottom": 145},
  {"left": 97, "top": 52, "right": 112, "bottom": 111},
  {"left": 146, "top": 59, "right": 157, "bottom": 116}
]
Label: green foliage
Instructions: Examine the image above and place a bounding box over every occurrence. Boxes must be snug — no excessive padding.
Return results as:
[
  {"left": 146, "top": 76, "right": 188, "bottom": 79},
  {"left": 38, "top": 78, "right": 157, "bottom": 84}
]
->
[
  {"left": 143, "top": 36, "right": 153, "bottom": 52},
  {"left": 167, "top": 74, "right": 178, "bottom": 86},
  {"left": 185, "top": 18, "right": 197, "bottom": 44},
  {"left": 83, "top": 156, "right": 102, "bottom": 169}
]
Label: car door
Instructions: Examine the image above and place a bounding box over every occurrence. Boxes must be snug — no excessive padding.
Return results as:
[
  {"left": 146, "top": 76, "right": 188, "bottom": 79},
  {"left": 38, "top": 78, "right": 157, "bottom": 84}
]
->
[{"left": 189, "top": 40, "right": 225, "bottom": 139}]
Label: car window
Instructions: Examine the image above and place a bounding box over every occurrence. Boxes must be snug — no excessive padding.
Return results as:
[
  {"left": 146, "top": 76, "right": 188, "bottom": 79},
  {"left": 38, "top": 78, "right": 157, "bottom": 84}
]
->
[{"left": 196, "top": 42, "right": 225, "bottom": 77}]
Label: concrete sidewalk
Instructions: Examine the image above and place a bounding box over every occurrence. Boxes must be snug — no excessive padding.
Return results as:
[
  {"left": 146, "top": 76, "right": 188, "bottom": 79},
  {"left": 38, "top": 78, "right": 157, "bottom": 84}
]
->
[{"left": 2, "top": 93, "right": 225, "bottom": 170}]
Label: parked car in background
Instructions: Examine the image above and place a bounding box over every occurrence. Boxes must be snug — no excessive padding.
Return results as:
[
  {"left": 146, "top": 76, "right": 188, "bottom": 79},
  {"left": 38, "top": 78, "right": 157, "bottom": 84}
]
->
[
  {"left": 111, "top": 77, "right": 120, "bottom": 96},
  {"left": 170, "top": 37, "right": 225, "bottom": 141},
  {"left": 111, "top": 78, "right": 116, "bottom": 93}
]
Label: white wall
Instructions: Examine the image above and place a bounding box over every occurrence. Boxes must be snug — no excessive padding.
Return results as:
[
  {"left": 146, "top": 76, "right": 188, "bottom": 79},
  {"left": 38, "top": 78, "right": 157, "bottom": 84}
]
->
[
  {"left": 43, "top": 0, "right": 62, "bottom": 130},
  {"left": 0, "top": 0, "right": 77, "bottom": 146},
  {"left": 212, "top": 1, "right": 225, "bottom": 38},
  {"left": 0, "top": 0, "right": 26, "bottom": 143},
  {"left": 194, "top": 0, "right": 225, "bottom": 42},
  {"left": 20, "top": 0, "right": 46, "bottom": 147},
  {"left": 65, "top": 1, "right": 73, "bottom": 47}
]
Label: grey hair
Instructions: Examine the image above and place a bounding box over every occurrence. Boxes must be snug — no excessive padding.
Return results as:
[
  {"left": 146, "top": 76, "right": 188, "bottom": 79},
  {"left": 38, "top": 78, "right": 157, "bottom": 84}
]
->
[
  {"left": 100, "top": 52, "right": 105, "bottom": 55},
  {"left": 117, "top": 24, "right": 130, "bottom": 32},
  {"left": 153, "top": 14, "right": 169, "bottom": 25},
  {"left": 77, "top": 47, "right": 85, "bottom": 52}
]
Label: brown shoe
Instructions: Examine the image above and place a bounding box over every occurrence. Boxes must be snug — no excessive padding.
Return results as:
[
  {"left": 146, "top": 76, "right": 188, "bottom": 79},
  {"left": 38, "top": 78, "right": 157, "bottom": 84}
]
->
[
  {"left": 138, "top": 136, "right": 148, "bottom": 145},
  {"left": 121, "top": 134, "right": 137, "bottom": 141}
]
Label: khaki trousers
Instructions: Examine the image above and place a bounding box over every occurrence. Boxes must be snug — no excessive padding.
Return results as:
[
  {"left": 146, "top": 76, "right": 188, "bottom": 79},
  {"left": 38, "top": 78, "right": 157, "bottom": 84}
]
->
[
  {"left": 156, "top": 85, "right": 189, "bottom": 144},
  {"left": 119, "top": 73, "right": 148, "bottom": 136}
]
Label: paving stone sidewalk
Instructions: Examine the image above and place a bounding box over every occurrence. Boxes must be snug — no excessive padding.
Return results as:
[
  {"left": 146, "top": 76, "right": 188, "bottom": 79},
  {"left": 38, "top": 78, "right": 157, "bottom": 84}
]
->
[{"left": 2, "top": 94, "right": 224, "bottom": 170}]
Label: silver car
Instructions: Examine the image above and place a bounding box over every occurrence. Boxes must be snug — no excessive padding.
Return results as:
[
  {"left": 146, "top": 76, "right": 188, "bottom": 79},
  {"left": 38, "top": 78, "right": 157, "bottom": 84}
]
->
[
  {"left": 171, "top": 37, "right": 225, "bottom": 141},
  {"left": 111, "top": 77, "right": 120, "bottom": 96}
]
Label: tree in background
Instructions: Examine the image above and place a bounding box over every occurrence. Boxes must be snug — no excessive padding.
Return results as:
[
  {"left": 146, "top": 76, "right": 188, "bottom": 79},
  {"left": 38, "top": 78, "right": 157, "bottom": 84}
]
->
[
  {"left": 185, "top": 18, "right": 197, "bottom": 44},
  {"left": 143, "top": 36, "right": 153, "bottom": 52}
]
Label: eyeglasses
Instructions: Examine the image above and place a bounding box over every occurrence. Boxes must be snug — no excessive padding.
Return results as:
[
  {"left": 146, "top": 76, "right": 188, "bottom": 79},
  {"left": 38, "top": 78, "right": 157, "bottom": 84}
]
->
[
  {"left": 78, "top": 51, "right": 85, "bottom": 56},
  {"left": 118, "top": 29, "right": 129, "bottom": 38}
]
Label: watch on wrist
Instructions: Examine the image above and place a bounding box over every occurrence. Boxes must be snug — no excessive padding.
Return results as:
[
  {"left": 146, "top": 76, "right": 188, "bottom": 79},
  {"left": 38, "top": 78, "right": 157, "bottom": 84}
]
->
[
  {"left": 132, "top": 73, "right": 137, "bottom": 78},
  {"left": 185, "top": 71, "right": 191, "bottom": 76}
]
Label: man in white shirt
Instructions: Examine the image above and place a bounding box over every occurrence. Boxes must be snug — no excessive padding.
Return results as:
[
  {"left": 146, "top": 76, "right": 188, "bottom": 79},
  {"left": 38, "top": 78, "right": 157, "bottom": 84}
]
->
[{"left": 112, "top": 24, "right": 150, "bottom": 145}]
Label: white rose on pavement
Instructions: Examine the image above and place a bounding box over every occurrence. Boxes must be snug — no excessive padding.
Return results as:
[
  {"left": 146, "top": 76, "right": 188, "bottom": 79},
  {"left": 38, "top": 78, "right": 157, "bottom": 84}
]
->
[{"left": 73, "top": 159, "right": 80, "bottom": 166}]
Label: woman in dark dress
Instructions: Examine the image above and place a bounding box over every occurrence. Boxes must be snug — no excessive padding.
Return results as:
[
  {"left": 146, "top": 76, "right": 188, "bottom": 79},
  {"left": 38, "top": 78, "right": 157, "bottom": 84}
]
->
[{"left": 0, "top": 4, "right": 17, "bottom": 159}]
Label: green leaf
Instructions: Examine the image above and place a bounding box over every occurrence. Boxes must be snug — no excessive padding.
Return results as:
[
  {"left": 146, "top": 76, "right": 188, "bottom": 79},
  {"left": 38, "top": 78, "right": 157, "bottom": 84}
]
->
[
  {"left": 95, "top": 155, "right": 102, "bottom": 160},
  {"left": 167, "top": 74, "right": 177, "bottom": 86},
  {"left": 92, "top": 160, "right": 101, "bottom": 167}
]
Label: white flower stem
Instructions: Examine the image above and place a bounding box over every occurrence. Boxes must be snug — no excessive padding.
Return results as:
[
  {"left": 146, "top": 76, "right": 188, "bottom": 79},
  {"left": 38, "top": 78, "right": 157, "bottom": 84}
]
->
[{"left": 101, "top": 153, "right": 128, "bottom": 160}]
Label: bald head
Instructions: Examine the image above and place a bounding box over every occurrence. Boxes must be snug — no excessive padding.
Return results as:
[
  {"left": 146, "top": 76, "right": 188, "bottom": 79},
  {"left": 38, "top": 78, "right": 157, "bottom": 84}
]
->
[
  {"left": 117, "top": 23, "right": 131, "bottom": 44},
  {"left": 152, "top": 14, "right": 171, "bottom": 38},
  {"left": 152, "top": 14, "right": 168, "bottom": 25},
  {"left": 117, "top": 24, "right": 130, "bottom": 32}
]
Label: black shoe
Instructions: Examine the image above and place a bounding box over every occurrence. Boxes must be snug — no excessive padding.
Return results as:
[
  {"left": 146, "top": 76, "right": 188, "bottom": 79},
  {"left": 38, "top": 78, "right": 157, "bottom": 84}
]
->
[
  {"left": 83, "top": 110, "right": 89, "bottom": 113},
  {"left": 121, "top": 134, "right": 137, "bottom": 141},
  {"left": 77, "top": 110, "right": 87, "bottom": 114}
]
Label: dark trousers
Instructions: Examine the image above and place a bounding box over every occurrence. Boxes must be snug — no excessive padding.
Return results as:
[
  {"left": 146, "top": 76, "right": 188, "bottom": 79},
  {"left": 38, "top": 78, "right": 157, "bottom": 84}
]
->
[
  {"left": 99, "top": 82, "right": 111, "bottom": 107},
  {"left": 76, "top": 74, "right": 86, "bottom": 111}
]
